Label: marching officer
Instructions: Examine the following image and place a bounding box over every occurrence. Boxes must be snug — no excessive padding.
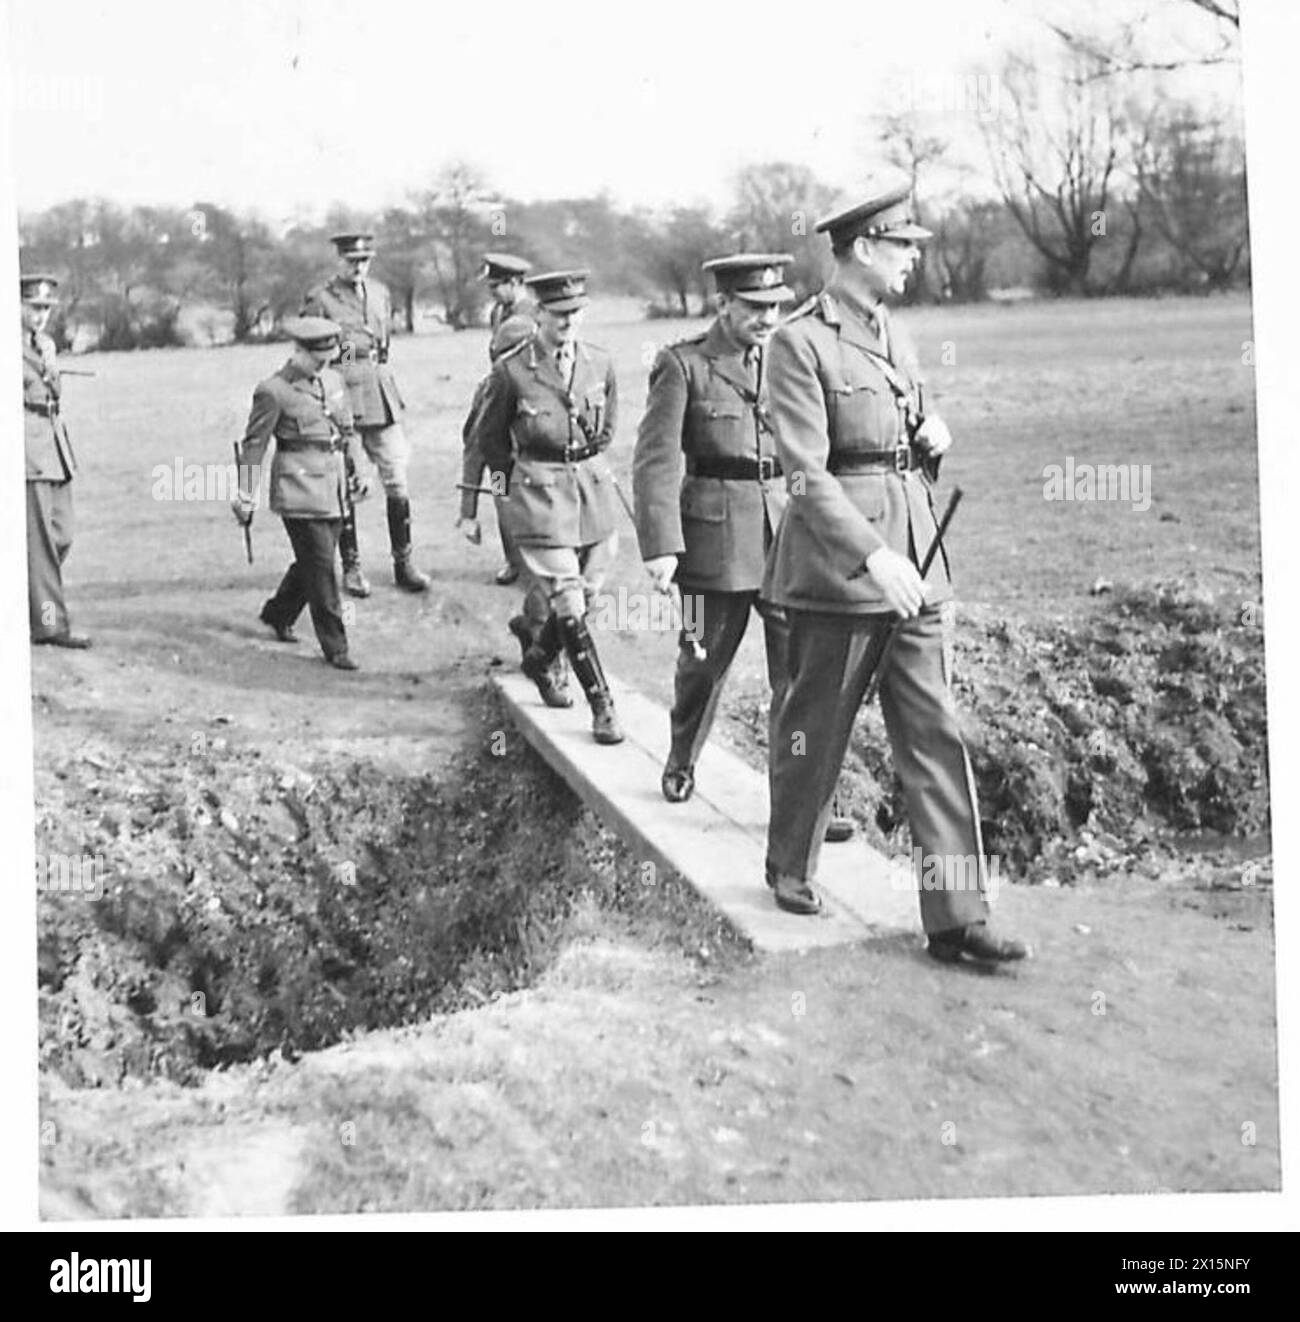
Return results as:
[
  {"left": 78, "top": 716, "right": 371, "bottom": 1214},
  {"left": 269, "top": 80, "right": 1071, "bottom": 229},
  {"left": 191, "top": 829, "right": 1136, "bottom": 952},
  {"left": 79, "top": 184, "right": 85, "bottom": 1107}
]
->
[
  {"left": 471, "top": 269, "right": 623, "bottom": 742},
  {"left": 302, "top": 232, "right": 429, "bottom": 596},
  {"left": 457, "top": 253, "right": 566, "bottom": 699},
  {"left": 232, "top": 316, "right": 370, "bottom": 670},
  {"left": 633, "top": 253, "right": 853, "bottom": 838},
  {"left": 761, "top": 182, "right": 1026, "bottom": 965},
  {"left": 22, "top": 273, "right": 89, "bottom": 648}
]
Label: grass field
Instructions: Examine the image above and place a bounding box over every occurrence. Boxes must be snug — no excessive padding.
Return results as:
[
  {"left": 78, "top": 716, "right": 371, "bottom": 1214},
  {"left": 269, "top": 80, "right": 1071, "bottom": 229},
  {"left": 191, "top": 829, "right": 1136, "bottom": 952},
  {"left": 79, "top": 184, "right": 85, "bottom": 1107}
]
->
[{"left": 35, "top": 292, "right": 1278, "bottom": 1217}]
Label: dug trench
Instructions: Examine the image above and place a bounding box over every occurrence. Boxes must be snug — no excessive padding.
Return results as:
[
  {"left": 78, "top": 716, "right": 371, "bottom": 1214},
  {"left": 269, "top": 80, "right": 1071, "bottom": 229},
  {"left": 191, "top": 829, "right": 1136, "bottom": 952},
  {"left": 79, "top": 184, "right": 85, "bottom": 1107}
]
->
[
  {"left": 37, "top": 688, "right": 749, "bottom": 1090},
  {"left": 35, "top": 580, "right": 1279, "bottom": 1211}
]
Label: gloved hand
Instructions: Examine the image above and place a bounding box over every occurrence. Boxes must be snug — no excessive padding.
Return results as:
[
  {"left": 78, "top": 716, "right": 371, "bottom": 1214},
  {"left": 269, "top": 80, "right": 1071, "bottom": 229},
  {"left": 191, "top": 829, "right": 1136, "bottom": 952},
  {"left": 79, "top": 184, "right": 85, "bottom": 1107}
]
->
[
  {"left": 456, "top": 516, "right": 482, "bottom": 545},
  {"left": 644, "top": 555, "right": 678, "bottom": 595},
  {"left": 231, "top": 492, "right": 256, "bottom": 526},
  {"left": 865, "top": 546, "right": 928, "bottom": 618},
  {"left": 348, "top": 472, "right": 371, "bottom": 502},
  {"left": 914, "top": 414, "right": 953, "bottom": 458}
]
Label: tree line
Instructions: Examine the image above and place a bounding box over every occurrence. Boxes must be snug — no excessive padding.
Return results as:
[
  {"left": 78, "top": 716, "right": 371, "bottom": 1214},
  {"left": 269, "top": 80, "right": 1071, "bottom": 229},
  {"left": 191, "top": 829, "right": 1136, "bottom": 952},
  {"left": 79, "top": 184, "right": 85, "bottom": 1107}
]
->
[{"left": 20, "top": 12, "right": 1247, "bottom": 352}]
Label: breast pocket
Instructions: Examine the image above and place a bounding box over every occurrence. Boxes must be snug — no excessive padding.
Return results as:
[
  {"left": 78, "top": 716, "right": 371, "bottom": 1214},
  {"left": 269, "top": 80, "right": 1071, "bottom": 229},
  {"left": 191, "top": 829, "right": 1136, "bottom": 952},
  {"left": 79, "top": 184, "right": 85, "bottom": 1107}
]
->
[
  {"left": 679, "top": 478, "right": 730, "bottom": 582},
  {"left": 687, "top": 400, "right": 745, "bottom": 457},
  {"left": 515, "top": 399, "right": 561, "bottom": 449},
  {"left": 825, "top": 369, "right": 898, "bottom": 450}
]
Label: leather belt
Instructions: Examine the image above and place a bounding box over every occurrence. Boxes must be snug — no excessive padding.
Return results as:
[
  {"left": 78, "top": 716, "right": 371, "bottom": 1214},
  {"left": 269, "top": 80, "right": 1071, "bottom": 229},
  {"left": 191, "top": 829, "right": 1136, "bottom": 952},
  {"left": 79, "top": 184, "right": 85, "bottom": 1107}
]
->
[
  {"left": 277, "top": 438, "right": 344, "bottom": 453},
  {"left": 519, "top": 442, "right": 602, "bottom": 463},
  {"left": 828, "top": 445, "right": 921, "bottom": 475},
  {"left": 24, "top": 400, "right": 56, "bottom": 417},
  {"left": 687, "top": 455, "right": 782, "bottom": 481}
]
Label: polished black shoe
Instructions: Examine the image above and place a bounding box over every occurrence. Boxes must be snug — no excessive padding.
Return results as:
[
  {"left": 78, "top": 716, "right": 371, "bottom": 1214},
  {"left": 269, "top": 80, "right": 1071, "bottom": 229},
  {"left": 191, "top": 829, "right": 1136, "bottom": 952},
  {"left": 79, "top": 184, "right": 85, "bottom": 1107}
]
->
[
  {"left": 495, "top": 563, "right": 520, "bottom": 586},
  {"left": 927, "top": 921, "right": 1028, "bottom": 966},
  {"left": 824, "top": 816, "right": 855, "bottom": 843},
  {"left": 661, "top": 764, "right": 695, "bottom": 803},
  {"left": 36, "top": 632, "right": 92, "bottom": 649},
  {"left": 326, "top": 652, "right": 360, "bottom": 671},
  {"left": 258, "top": 608, "right": 299, "bottom": 644},
  {"left": 765, "top": 864, "right": 822, "bottom": 916}
]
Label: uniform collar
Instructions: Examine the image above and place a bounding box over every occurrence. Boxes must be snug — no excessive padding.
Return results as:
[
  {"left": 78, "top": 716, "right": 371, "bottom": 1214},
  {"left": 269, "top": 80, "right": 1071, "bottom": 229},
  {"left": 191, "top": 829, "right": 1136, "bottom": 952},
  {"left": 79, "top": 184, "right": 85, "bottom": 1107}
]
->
[
  {"left": 823, "top": 276, "right": 888, "bottom": 354},
  {"left": 700, "top": 318, "right": 761, "bottom": 397},
  {"left": 281, "top": 359, "right": 322, "bottom": 385}
]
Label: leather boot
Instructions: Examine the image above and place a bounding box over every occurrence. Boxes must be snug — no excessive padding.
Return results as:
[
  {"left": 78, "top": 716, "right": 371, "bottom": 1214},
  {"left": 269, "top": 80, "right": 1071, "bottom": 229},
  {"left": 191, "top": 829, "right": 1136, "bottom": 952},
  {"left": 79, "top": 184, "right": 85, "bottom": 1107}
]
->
[
  {"left": 339, "top": 503, "right": 371, "bottom": 598},
  {"left": 521, "top": 613, "right": 573, "bottom": 709},
  {"left": 558, "top": 615, "right": 623, "bottom": 744},
  {"left": 387, "top": 496, "right": 430, "bottom": 592}
]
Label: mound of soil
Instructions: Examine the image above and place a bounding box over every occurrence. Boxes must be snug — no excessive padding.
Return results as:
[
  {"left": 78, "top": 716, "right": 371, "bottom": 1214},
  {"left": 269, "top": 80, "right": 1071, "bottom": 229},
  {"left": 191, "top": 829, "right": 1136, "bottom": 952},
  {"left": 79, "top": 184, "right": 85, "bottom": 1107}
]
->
[
  {"left": 749, "top": 583, "right": 1269, "bottom": 879},
  {"left": 36, "top": 695, "right": 747, "bottom": 1088}
]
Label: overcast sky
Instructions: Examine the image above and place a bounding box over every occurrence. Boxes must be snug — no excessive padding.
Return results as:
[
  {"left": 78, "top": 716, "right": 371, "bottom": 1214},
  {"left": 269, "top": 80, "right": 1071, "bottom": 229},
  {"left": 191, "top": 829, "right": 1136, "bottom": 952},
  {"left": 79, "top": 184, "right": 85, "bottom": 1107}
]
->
[{"left": 6, "top": 0, "right": 1244, "bottom": 224}]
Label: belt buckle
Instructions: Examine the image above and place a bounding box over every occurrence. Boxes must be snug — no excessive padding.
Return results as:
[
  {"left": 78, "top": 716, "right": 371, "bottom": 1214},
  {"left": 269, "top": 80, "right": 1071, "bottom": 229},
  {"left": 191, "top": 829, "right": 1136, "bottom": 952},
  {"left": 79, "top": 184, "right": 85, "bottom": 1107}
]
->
[
  {"left": 893, "top": 445, "right": 911, "bottom": 473},
  {"left": 757, "top": 456, "right": 775, "bottom": 481}
]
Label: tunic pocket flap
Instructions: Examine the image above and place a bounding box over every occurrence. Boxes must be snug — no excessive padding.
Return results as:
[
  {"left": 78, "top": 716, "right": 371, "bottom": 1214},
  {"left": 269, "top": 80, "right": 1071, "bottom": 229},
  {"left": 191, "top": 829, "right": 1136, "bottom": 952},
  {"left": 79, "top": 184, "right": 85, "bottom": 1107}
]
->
[
  {"left": 681, "top": 482, "right": 727, "bottom": 522},
  {"left": 689, "top": 401, "right": 744, "bottom": 420}
]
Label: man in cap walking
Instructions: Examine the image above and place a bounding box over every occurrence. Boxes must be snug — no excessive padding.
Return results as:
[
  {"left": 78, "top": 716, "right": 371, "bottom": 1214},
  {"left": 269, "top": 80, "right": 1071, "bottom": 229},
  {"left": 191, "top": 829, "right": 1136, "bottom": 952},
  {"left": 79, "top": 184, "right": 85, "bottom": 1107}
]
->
[
  {"left": 761, "top": 182, "right": 1026, "bottom": 966},
  {"left": 22, "top": 273, "right": 89, "bottom": 648},
  {"left": 471, "top": 269, "right": 623, "bottom": 742},
  {"left": 633, "top": 253, "right": 852, "bottom": 842},
  {"left": 458, "top": 253, "right": 536, "bottom": 580},
  {"left": 458, "top": 253, "right": 566, "bottom": 698},
  {"left": 232, "top": 316, "right": 369, "bottom": 670},
  {"left": 302, "top": 232, "right": 429, "bottom": 595}
]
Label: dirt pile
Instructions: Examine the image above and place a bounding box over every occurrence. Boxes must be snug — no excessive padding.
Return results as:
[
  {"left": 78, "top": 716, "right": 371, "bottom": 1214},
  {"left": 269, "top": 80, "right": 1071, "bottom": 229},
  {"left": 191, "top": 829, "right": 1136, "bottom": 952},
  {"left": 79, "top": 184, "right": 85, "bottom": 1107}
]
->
[
  {"left": 798, "top": 583, "right": 1269, "bottom": 878},
  {"left": 36, "top": 696, "right": 746, "bottom": 1088}
]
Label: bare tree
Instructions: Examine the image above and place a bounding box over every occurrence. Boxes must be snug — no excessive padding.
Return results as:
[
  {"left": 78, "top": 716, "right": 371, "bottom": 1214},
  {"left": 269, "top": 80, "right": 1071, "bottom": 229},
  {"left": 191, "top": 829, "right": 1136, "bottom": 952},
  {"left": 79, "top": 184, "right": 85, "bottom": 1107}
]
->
[
  {"left": 1044, "top": 0, "right": 1239, "bottom": 79},
  {"left": 983, "top": 51, "right": 1132, "bottom": 296},
  {"left": 415, "top": 163, "right": 496, "bottom": 329},
  {"left": 1133, "top": 98, "right": 1248, "bottom": 289},
  {"left": 726, "top": 162, "right": 838, "bottom": 300}
]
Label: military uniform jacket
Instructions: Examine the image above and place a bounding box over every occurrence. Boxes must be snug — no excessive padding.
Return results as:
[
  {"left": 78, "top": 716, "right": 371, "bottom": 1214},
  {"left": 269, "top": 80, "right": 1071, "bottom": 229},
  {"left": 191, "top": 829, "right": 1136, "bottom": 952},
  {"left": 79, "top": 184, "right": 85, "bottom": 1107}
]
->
[
  {"left": 633, "top": 320, "right": 786, "bottom": 593},
  {"left": 23, "top": 328, "right": 77, "bottom": 482},
  {"left": 237, "top": 362, "right": 364, "bottom": 519},
  {"left": 472, "top": 339, "right": 619, "bottom": 549},
  {"left": 488, "top": 294, "right": 537, "bottom": 362},
  {"left": 761, "top": 277, "right": 952, "bottom": 614},
  {"left": 459, "top": 307, "right": 538, "bottom": 519},
  {"left": 300, "top": 276, "right": 403, "bottom": 427}
]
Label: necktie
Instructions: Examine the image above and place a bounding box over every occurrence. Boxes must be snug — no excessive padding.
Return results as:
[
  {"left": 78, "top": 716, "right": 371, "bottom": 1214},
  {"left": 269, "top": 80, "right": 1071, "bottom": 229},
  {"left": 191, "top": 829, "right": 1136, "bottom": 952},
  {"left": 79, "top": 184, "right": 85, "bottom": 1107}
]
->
[
  {"left": 874, "top": 305, "right": 892, "bottom": 363},
  {"left": 556, "top": 344, "right": 574, "bottom": 388}
]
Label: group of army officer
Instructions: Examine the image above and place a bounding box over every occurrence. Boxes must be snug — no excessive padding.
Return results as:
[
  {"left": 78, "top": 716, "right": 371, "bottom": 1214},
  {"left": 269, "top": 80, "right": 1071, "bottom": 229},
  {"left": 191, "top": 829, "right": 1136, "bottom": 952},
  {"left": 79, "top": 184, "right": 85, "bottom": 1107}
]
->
[
  {"left": 463, "top": 182, "right": 1025, "bottom": 964},
  {"left": 22, "top": 181, "right": 1026, "bottom": 964}
]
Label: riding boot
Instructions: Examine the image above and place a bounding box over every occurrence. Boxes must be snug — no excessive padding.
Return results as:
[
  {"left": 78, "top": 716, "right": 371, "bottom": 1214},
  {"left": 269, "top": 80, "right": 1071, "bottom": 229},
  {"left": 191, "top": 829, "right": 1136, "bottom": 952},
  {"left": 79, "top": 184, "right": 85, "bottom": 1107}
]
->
[
  {"left": 558, "top": 615, "right": 623, "bottom": 744},
  {"left": 521, "top": 612, "right": 573, "bottom": 709},
  {"left": 387, "top": 496, "right": 430, "bottom": 592}
]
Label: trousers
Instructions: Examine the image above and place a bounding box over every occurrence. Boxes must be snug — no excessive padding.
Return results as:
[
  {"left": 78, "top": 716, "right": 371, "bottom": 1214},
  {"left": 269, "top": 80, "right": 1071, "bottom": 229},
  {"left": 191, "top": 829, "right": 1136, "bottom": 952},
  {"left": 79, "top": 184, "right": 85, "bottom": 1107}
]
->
[
  {"left": 358, "top": 423, "right": 410, "bottom": 498},
  {"left": 669, "top": 588, "right": 787, "bottom": 771},
  {"left": 27, "top": 479, "right": 75, "bottom": 640},
  {"left": 766, "top": 604, "right": 990, "bottom": 934},
  {"left": 517, "top": 532, "right": 619, "bottom": 619},
  {"left": 262, "top": 517, "right": 347, "bottom": 658}
]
